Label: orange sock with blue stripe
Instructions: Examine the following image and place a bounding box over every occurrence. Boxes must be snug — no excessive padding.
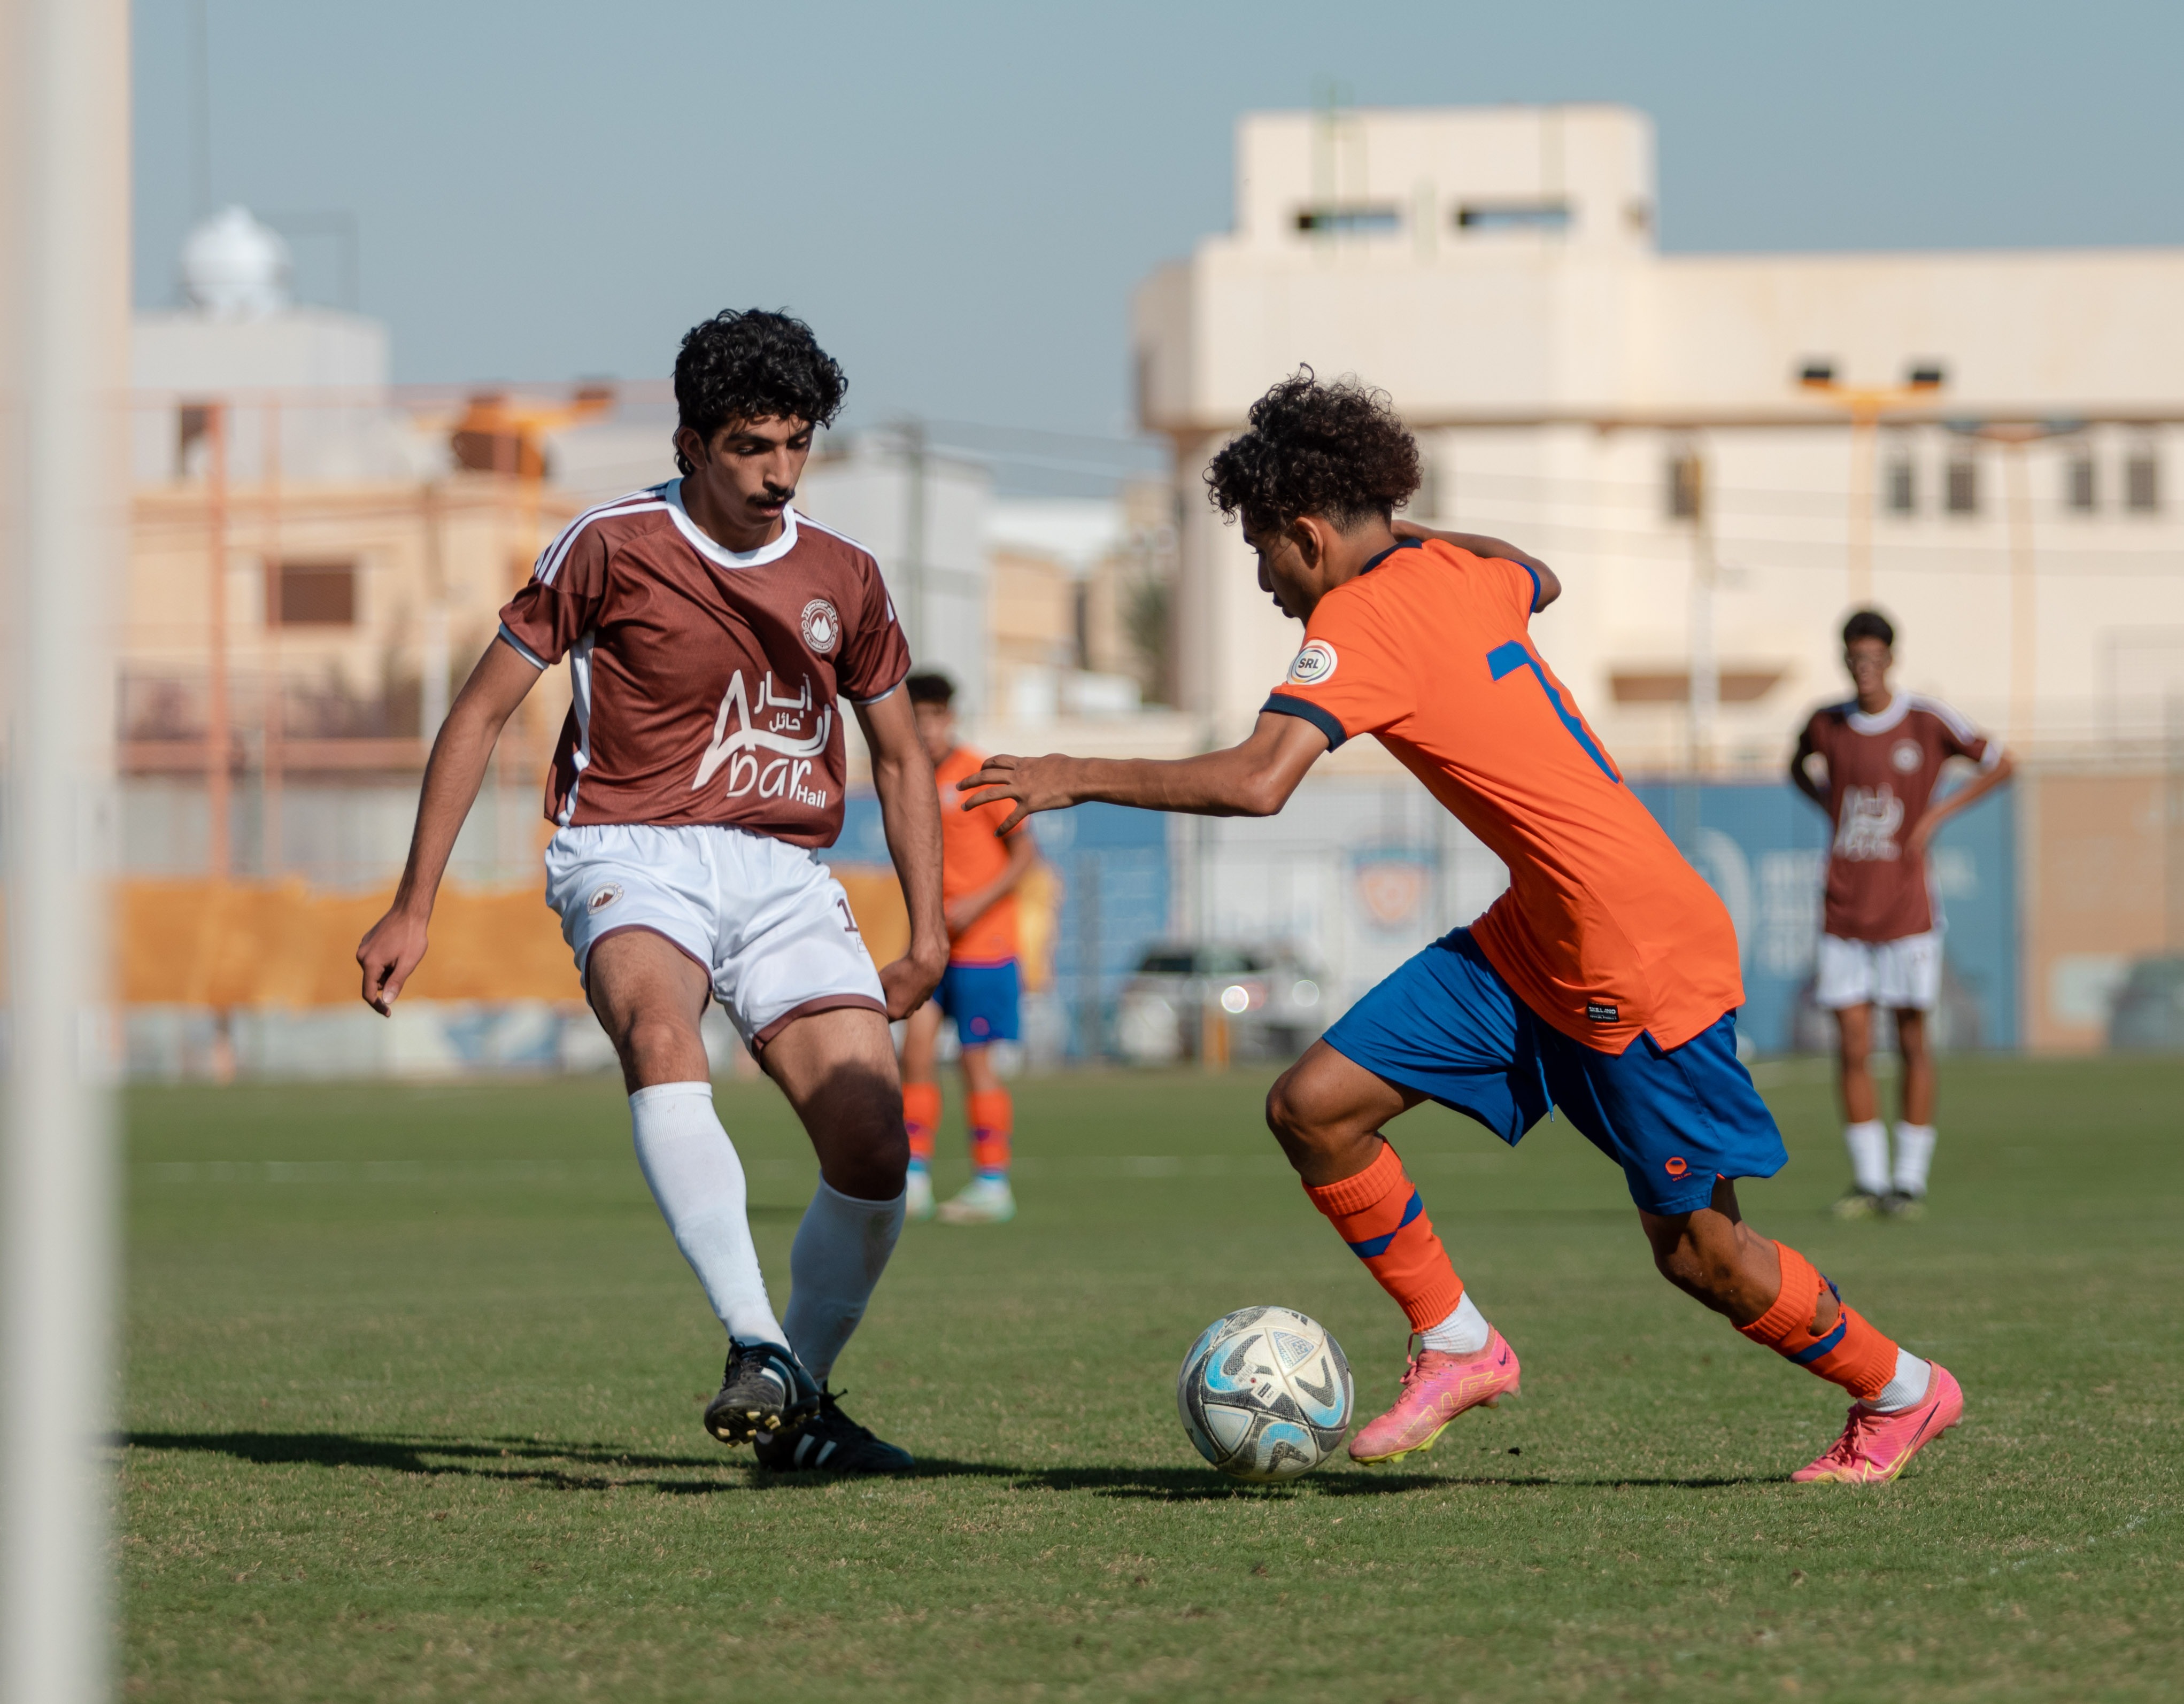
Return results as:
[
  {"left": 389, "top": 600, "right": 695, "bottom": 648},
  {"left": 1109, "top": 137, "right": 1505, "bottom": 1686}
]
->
[
  {"left": 1302, "top": 1141, "right": 1465, "bottom": 1330},
  {"left": 1737, "top": 1241, "right": 1897, "bottom": 1402},
  {"left": 902, "top": 1081, "right": 940, "bottom": 1172},
  {"left": 967, "top": 1087, "right": 1012, "bottom": 1181}
]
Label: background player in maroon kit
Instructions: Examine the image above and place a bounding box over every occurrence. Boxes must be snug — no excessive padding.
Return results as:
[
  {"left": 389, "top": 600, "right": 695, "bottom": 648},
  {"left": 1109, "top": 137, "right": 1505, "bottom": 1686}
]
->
[
  {"left": 1792, "top": 610, "right": 2013, "bottom": 1218},
  {"left": 357, "top": 311, "right": 946, "bottom": 1473}
]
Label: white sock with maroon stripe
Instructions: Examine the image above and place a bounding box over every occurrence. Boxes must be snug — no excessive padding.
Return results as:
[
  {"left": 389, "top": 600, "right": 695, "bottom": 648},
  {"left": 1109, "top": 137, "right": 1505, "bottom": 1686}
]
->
[
  {"left": 784, "top": 1179, "right": 906, "bottom": 1383},
  {"left": 628, "top": 1082, "right": 788, "bottom": 1349}
]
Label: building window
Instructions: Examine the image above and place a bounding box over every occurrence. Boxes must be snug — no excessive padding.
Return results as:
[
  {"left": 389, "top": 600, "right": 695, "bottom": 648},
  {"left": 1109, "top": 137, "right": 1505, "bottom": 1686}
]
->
[
  {"left": 1294, "top": 205, "right": 1400, "bottom": 235},
  {"left": 2126, "top": 445, "right": 2161, "bottom": 513},
  {"left": 2067, "top": 452, "right": 2097, "bottom": 513},
  {"left": 1665, "top": 452, "right": 1704, "bottom": 521},
  {"left": 1945, "top": 454, "right": 1979, "bottom": 515},
  {"left": 1884, "top": 454, "right": 1916, "bottom": 515},
  {"left": 269, "top": 561, "right": 358, "bottom": 626},
  {"left": 1455, "top": 202, "right": 1571, "bottom": 234}
]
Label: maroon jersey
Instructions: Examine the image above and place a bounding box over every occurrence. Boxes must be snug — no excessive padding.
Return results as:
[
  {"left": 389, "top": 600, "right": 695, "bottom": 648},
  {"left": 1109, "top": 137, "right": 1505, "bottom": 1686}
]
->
[
  {"left": 1797, "top": 693, "right": 1997, "bottom": 942},
  {"left": 497, "top": 483, "right": 910, "bottom": 847}
]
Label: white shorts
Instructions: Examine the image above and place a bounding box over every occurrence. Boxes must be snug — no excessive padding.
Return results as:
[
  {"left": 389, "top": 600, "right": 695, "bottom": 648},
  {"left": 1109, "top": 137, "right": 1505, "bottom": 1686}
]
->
[
  {"left": 1814, "top": 931, "right": 1942, "bottom": 1013},
  {"left": 544, "top": 823, "right": 885, "bottom": 1049}
]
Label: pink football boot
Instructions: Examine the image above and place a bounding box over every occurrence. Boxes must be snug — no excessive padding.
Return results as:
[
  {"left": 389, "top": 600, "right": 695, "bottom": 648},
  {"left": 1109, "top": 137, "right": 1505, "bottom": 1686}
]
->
[
  {"left": 1348, "top": 1329, "right": 1522, "bottom": 1463},
  {"left": 1793, "top": 1362, "right": 1964, "bottom": 1484}
]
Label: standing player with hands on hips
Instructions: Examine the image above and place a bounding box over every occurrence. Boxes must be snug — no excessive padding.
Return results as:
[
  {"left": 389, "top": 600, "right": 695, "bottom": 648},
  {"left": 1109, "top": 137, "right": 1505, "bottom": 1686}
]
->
[
  {"left": 357, "top": 309, "right": 947, "bottom": 1476},
  {"left": 962, "top": 372, "right": 1964, "bottom": 1484},
  {"left": 1792, "top": 610, "right": 2013, "bottom": 1219}
]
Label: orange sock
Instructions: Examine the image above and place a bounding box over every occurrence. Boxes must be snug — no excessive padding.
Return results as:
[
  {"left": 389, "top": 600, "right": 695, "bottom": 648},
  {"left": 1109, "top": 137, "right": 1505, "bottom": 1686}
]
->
[
  {"left": 1302, "top": 1142, "right": 1465, "bottom": 1331},
  {"left": 1737, "top": 1241, "right": 1897, "bottom": 1402},
  {"left": 902, "top": 1081, "right": 940, "bottom": 1168},
  {"left": 967, "top": 1086, "right": 1012, "bottom": 1179}
]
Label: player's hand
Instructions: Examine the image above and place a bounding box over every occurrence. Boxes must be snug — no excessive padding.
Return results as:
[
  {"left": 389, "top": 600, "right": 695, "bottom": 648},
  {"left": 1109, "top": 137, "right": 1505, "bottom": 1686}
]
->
[
  {"left": 944, "top": 896, "right": 980, "bottom": 935},
  {"left": 356, "top": 907, "right": 430, "bottom": 1015},
  {"left": 956, "top": 753, "right": 1076, "bottom": 835},
  {"left": 878, "top": 945, "right": 947, "bottom": 1021}
]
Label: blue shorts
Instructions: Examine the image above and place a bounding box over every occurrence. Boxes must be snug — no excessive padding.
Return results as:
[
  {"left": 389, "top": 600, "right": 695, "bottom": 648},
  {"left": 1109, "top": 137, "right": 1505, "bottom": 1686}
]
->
[
  {"left": 936, "top": 960, "right": 1020, "bottom": 1047},
  {"left": 1322, "top": 929, "right": 1786, "bottom": 1215}
]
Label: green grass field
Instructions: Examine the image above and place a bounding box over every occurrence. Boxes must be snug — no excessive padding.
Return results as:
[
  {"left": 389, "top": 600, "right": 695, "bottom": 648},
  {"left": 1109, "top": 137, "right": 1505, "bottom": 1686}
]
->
[{"left": 124, "top": 1055, "right": 2182, "bottom": 1702}]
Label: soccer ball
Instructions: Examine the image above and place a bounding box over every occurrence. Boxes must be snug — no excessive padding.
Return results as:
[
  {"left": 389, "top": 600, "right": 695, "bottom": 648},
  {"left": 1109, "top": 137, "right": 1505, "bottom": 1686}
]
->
[{"left": 1176, "top": 1306, "right": 1353, "bottom": 1482}]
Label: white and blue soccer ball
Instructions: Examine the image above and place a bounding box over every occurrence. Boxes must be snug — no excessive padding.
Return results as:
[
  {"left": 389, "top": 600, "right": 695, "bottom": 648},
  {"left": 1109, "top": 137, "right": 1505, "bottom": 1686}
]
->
[{"left": 1177, "top": 1306, "right": 1354, "bottom": 1482}]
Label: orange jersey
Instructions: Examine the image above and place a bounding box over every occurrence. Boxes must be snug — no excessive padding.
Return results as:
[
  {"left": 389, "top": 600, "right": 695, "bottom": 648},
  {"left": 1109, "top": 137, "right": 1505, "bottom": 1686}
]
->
[
  {"left": 933, "top": 745, "right": 1021, "bottom": 965},
  {"left": 1263, "top": 537, "right": 1741, "bottom": 1053}
]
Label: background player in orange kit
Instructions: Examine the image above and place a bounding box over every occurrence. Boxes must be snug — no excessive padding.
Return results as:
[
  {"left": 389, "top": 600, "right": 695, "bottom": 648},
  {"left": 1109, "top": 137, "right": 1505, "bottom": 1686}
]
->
[
  {"left": 1792, "top": 610, "right": 2013, "bottom": 1218},
  {"left": 961, "top": 372, "right": 1964, "bottom": 1485},
  {"left": 899, "top": 670, "right": 1039, "bottom": 1224}
]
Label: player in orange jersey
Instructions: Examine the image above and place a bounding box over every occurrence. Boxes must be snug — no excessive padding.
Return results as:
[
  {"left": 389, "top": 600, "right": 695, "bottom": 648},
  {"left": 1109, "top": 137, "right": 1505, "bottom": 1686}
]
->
[
  {"left": 960, "top": 374, "right": 1963, "bottom": 1484},
  {"left": 899, "top": 671, "right": 1039, "bottom": 1224}
]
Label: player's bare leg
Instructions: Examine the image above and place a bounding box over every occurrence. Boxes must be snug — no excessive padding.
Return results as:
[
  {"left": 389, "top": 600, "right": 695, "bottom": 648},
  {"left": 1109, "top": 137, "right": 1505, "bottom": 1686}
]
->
[
  {"left": 1267, "top": 1044, "right": 1518, "bottom": 1462},
  {"left": 752, "top": 1006, "right": 915, "bottom": 1472},
  {"left": 1640, "top": 1179, "right": 1961, "bottom": 1482},
  {"left": 898, "top": 1000, "right": 943, "bottom": 1219},
  {"left": 1886, "top": 1007, "right": 1936, "bottom": 1216},
  {"left": 1832, "top": 1001, "right": 1889, "bottom": 1216},
  {"left": 586, "top": 930, "right": 817, "bottom": 1445}
]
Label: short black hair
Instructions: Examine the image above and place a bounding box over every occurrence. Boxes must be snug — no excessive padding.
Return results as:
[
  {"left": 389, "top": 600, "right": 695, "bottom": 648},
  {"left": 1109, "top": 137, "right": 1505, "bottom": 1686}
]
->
[
  {"left": 1203, "top": 369, "right": 1421, "bottom": 535},
  {"left": 905, "top": 670, "right": 955, "bottom": 708},
  {"left": 673, "top": 309, "right": 847, "bottom": 475},
  {"left": 1843, "top": 609, "right": 1896, "bottom": 649}
]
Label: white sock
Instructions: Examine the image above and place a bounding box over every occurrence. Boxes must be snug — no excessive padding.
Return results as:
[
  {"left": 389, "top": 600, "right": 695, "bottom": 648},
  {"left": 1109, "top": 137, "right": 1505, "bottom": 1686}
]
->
[
  {"left": 1893, "top": 1123, "right": 1936, "bottom": 1197},
  {"left": 628, "top": 1082, "right": 786, "bottom": 1349},
  {"left": 783, "top": 1179, "right": 906, "bottom": 1383},
  {"left": 1419, "top": 1289, "right": 1491, "bottom": 1356},
  {"left": 1843, "top": 1120, "right": 1890, "bottom": 1196},
  {"left": 1862, "top": 1346, "right": 1933, "bottom": 1414}
]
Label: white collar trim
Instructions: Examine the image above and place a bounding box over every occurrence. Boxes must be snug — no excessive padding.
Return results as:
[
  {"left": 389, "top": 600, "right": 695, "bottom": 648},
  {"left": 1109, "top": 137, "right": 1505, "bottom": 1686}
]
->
[
  {"left": 1846, "top": 694, "right": 1910, "bottom": 735},
  {"left": 662, "top": 478, "right": 800, "bottom": 569}
]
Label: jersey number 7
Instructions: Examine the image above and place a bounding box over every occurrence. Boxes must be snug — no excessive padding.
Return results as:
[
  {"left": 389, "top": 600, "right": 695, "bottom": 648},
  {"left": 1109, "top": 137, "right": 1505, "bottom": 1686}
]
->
[{"left": 1487, "top": 641, "right": 1620, "bottom": 783}]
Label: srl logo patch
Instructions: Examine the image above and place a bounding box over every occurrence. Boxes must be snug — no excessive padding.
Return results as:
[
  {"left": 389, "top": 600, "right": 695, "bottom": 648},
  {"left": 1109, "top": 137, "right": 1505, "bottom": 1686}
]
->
[
  {"left": 588, "top": 883, "right": 623, "bottom": 914},
  {"left": 801, "top": 598, "right": 842, "bottom": 655},
  {"left": 1664, "top": 1156, "right": 1689, "bottom": 1177},
  {"left": 1891, "top": 739, "right": 1922, "bottom": 773},
  {"left": 1287, "top": 640, "right": 1337, "bottom": 686}
]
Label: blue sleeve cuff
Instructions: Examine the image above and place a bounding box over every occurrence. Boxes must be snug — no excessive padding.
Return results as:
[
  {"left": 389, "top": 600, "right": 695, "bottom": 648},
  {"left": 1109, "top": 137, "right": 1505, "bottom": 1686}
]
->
[
  {"left": 1519, "top": 560, "right": 1543, "bottom": 614},
  {"left": 1261, "top": 693, "right": 1347, "bottom": 751}
]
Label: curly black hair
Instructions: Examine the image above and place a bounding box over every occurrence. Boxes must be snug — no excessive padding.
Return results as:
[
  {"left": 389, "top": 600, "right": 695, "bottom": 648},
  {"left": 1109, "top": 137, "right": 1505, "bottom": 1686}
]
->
[
  {"left": 1842, "top": 608, "right": 1895, "bottom": 648},
  {"left": 674, "top": 309, "right": 847, "bottom": 475},
  {"left": 1203, "top": 369, "right": 1421, "bottom": 534},
  {"left": 904, "top": 670, "right": 955, "bottom": 707}
]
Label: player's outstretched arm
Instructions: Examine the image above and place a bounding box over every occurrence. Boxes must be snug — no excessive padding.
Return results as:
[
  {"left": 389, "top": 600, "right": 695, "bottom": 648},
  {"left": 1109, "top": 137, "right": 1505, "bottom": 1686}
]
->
[
  {"left": 855, "top": 687, "right": 950, "bottom": 1019},
  {"left": 1391, "top": 518, "right": 1561, "bottom": 608},
  {"left": 356, "top": 638, "right": 541, "bottom": 1014},
  {"left": 959, "top": 711, "right": 1329, "bottom": 834}
]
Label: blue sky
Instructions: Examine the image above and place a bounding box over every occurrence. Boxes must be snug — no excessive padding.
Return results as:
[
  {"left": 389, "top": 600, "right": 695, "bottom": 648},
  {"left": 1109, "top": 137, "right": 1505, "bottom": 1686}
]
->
[{"left": 133, "top": 1, "right": 2184, "bottom": 438}]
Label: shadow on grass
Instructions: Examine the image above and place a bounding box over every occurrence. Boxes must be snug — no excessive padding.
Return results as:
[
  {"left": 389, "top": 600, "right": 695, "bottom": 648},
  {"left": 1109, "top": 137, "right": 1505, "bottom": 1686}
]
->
[{"left": 125, "top": 1431, "right": 1776, "bottom": 1497}]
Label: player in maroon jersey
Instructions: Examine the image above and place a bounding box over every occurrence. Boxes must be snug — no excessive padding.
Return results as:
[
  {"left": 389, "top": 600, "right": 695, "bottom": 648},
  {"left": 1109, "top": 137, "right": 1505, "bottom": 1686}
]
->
[
  {"left": 357, "top": 311, "right": 946, "bottom": 1473},
  {"left": 1791, "top": 610, "right": 2013, "bottom": 1218}
]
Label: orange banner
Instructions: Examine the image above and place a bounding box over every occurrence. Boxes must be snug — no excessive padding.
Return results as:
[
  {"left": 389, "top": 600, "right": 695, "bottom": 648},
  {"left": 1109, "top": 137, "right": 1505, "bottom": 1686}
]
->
[{"left": 116, "top": 868, "right": 920, "bottom": 1009}]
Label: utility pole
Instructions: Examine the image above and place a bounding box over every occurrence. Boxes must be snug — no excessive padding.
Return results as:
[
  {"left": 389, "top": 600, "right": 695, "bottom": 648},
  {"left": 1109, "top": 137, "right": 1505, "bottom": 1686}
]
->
[
  {"left": 899, "top": 417, "right": 927, "bottom": 656},
  {"left": 1795, "top": 363, "right": 1946, "bottom": 608},
  {"left": 205, "top": 398, "right": 230, "bottom": 879},
  {"left": 3, "top": 4, "right": 130, "bottom": 1703},
  {"left": 1680, "top": 446, "right": 1719, "bottom": 773}
]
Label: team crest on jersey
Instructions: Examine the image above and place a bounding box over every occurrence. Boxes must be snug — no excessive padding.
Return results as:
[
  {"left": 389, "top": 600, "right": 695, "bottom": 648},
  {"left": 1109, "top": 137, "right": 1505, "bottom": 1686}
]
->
[
  {"left": 1287, "top": 640, "right": 1337, "bottom": 686},
  {"left": 1890, "top": 739, "right": 1922, "bottom": 773},
  {"left": 801, "top": 598, "right": 842, "bottom": 655},
  {"left": 588, "top": 882, "right": 623, "bottom": 914}
]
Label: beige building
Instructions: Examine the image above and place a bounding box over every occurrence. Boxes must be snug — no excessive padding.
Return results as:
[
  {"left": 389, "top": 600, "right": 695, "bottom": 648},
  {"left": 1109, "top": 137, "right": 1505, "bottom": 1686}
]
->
[{"left": 1135, "top": 103, "right": 2184, "bottom": 772}]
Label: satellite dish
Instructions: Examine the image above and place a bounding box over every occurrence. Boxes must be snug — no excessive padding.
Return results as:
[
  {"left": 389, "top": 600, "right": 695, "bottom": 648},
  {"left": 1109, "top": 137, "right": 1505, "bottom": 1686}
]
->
[{"left": 180, "top": 206, "right": 291, "bottom": 320}]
